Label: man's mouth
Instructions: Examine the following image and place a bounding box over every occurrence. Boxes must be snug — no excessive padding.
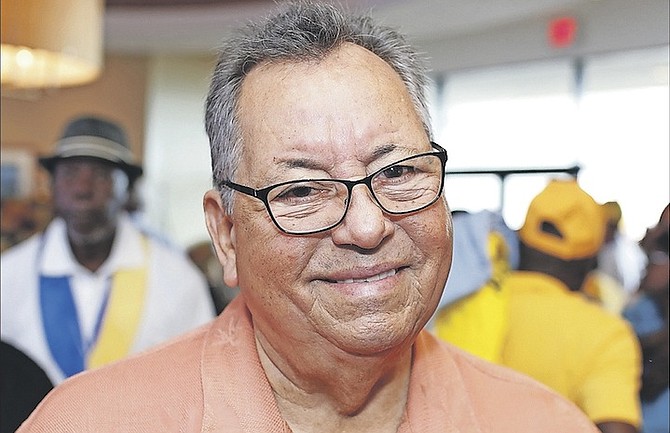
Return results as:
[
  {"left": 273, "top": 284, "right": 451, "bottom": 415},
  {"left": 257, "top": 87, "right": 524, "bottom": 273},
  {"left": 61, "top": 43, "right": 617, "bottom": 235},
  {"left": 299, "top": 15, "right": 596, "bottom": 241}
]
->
[{"left": 333, "top": 268, "right": 397, "bottom": 284}]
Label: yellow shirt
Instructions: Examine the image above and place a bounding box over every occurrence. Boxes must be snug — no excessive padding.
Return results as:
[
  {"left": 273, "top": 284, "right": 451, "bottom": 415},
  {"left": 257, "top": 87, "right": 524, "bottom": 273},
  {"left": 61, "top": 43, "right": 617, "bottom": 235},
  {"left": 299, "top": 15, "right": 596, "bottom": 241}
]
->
[{"left": 501, "top": 271, "right": 642, "bottom": 427}]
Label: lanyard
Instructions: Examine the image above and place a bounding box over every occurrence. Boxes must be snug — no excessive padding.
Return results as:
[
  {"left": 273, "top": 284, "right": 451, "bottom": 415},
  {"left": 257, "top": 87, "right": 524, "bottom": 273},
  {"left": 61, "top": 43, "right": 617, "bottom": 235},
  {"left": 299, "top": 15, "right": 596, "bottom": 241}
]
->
[{"left": 83, "top": 278, "right": 112, "bottom": 355}]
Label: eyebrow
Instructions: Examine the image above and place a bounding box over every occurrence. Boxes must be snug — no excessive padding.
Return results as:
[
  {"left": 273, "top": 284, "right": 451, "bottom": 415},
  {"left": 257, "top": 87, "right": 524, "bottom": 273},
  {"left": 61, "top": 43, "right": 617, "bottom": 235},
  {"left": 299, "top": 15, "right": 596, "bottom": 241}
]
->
[{"left": 278, "top": 143, "right": 399, "bottom": 171}]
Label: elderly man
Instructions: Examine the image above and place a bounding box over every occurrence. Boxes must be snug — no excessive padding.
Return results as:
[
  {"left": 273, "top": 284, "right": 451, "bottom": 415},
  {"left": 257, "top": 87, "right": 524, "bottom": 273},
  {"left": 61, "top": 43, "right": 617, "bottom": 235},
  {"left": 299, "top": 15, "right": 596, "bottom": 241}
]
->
[
  {"left": 18, "top": 2, "right": 598, "bottom": 432},
  {"left": 1, "top": 116, "right": 215, "bottom": 388}
]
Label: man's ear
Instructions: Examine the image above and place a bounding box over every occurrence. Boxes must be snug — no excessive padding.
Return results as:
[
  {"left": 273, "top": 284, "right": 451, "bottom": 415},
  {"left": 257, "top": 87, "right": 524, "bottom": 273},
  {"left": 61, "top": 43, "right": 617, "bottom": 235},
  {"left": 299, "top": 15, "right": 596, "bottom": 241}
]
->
[{"left": 203, "top": 189, "right": 239, "bottom": 288}]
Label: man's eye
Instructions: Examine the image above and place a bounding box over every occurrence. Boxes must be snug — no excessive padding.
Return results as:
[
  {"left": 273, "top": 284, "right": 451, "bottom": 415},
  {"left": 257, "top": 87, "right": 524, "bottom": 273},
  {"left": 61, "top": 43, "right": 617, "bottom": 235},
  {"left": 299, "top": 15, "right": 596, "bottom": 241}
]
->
[
  {"left": 271, "top": 182, "right": 340, "bottom": 204},
  {"left": 381, "top": 165, "right": 414, "bottom": 179},
  {"left": 281, "top": 186, "right": 314, "bottom": 199}
]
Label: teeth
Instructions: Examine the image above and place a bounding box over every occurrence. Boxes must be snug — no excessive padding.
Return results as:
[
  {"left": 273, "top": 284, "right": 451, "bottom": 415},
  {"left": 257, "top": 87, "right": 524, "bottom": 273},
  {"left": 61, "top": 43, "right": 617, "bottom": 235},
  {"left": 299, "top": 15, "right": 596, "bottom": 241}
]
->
[{"left": 336, "top": 269, "right": 397, "bottom": 284}]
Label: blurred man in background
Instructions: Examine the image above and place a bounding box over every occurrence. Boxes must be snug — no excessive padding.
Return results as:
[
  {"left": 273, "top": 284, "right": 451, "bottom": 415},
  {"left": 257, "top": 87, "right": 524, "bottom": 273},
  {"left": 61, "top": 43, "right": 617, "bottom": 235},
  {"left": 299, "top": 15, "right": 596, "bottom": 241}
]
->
[
  {"left": 623, "top": 204, "right": 669, "bottom": 433},
  {"left": 504, "top": 179, "right": 642, "bottom": 433},
  {"left": 1, "top": 115, "right": 215, "bottom": 388}
]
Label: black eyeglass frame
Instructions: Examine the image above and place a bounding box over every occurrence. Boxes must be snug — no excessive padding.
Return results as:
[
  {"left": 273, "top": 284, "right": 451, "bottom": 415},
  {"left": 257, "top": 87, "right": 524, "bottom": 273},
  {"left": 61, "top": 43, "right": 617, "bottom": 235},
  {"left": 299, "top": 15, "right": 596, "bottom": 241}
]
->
[{"left": 220, "top": 141, "right": 448, "bottom": 235}]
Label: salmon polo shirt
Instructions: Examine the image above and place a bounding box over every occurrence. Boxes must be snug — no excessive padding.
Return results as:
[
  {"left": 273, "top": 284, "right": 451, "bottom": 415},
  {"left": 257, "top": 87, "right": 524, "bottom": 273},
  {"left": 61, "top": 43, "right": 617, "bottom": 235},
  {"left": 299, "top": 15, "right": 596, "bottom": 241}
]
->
[{"left": 19, "top": 296, "right": 599, "bottom": 432}]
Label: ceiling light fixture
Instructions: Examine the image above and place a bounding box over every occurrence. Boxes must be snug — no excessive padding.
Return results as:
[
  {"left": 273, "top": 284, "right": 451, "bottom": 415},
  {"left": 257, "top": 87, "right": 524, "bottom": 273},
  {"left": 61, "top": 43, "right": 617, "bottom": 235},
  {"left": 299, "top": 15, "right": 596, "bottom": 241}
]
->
[{"left": 1, "top": 0, "right": 104, "bottom": 90}]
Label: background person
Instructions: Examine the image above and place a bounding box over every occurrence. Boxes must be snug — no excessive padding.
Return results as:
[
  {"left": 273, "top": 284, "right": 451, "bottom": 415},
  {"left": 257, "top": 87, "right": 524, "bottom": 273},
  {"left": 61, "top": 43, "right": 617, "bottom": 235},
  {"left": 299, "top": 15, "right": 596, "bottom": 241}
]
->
[
  {"left": 584, "top": 200, "right": 648, "bottom": 314},
  {"left": 434, "top": 180, "right": 643, "bottom": 432},
  {"left": 502, "top": 179, "right": 642, "bottom": 433},
  {"left": 623, "top": 204, "right": 669, "bottom": 433},
  {"left": 598, "top": 201, "right": 647, "bottom": 295},
  {"left": 18, "top": 3, "right": 599, "bottom": 432},
  {"left": 430, "top": 209, "right": 518, "bottom": 363},
  {"left": 0, "top": 115, "right": 215, "bottom": 386},
  {"left": 0, "top": 341, "right": 53, "bottom": 433}
]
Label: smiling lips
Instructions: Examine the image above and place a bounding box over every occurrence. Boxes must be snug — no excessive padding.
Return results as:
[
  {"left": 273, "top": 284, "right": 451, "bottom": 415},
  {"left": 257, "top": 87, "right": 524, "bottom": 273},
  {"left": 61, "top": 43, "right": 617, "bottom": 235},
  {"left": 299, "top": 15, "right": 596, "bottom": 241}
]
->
[{"left": 334, "top": 268, "right": 397, "bottom": 284}]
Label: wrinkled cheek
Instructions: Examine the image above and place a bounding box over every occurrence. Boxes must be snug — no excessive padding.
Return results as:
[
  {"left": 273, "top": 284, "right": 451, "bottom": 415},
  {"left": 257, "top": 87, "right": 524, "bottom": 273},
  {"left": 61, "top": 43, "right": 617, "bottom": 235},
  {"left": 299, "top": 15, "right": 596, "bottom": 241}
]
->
[
  {"left": 237, "top": 227, "right": 282, "bottom": 288},
  {"left": 236, "top": 222, "right": 311, "bottom": 306},
  {"left": 423, "top": 209, "right": 453, "bottom": 314},
  {"left": 420, "top": 205, "right": 452, "bottom": 268}
]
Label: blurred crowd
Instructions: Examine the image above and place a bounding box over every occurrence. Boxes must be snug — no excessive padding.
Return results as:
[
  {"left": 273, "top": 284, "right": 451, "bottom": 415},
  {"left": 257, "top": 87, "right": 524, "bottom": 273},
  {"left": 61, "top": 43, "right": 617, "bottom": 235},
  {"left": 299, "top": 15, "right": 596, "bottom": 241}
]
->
[{"left": 431, "top": 181, "right": 668, "bottom": 433}]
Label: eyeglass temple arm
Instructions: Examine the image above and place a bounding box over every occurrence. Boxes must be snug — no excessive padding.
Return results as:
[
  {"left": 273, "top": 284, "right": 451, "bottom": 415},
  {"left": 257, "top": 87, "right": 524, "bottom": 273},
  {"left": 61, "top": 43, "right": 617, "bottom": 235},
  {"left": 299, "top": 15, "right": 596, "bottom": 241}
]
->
[{"left": 222, "top": 180, "right": 260, "bottom": 198}]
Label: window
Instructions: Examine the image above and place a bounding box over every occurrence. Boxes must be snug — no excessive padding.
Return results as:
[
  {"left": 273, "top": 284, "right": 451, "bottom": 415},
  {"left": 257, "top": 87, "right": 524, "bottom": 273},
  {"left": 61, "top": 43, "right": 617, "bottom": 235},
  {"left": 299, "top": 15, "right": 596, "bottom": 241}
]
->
[{"left": 432, "top": 46, "right": 669, "bottom": 239}]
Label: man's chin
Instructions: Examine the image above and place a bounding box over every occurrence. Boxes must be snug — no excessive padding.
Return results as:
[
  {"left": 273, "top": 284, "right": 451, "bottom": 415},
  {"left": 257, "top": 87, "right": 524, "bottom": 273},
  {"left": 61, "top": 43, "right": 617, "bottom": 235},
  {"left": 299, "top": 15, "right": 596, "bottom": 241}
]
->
[
  {"left": 65, "top": 211, "right": 107, "bottom": 229},
  {"left": 66, "top": 222, "right": 114, "bottom": 245},
  {"left": 69, "top": 222, "right": 100, "bottom": 236}
]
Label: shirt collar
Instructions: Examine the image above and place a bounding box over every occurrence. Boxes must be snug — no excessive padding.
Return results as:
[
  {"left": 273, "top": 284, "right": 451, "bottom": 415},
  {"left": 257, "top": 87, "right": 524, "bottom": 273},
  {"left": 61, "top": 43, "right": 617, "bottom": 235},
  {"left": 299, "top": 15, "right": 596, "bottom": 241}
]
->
[{"left": 40, "top": 213, "right": 145, "bottom": 276}]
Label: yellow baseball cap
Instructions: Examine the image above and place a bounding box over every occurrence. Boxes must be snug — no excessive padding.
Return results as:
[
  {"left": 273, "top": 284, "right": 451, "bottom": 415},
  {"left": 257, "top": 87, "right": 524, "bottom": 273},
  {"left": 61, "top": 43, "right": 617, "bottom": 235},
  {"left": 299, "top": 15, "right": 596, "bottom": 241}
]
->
[{"left": 518, "top": 179, "right": 605, "bottom": 260}]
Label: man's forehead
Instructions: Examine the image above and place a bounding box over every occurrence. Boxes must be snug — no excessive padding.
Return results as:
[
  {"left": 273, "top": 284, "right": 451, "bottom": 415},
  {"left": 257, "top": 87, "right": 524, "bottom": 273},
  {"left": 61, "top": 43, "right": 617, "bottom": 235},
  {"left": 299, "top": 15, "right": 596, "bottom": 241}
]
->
[
  {"left": 237, "top": 46, "right": 412, "bottom": 132},
  {"left": 234, "top": 42, "right": 424, "bottom": 176}
]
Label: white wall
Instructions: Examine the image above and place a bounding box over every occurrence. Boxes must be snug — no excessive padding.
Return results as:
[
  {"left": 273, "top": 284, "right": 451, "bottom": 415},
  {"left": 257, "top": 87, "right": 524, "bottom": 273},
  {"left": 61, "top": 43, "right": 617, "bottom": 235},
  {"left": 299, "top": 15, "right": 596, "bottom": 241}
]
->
[{"left": 142, "top": 55, "right": 215, "bottom": 249}]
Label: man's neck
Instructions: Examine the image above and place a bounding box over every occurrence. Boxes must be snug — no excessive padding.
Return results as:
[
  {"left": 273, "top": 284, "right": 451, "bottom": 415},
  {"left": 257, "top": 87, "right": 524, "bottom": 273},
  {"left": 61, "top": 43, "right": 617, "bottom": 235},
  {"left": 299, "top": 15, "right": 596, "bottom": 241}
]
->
[
  {"left": 68, "top": 230, "right": 116, "bottom": 272},
  {"left": 255, "top": 333, "right": 411, "bottom": 433}
]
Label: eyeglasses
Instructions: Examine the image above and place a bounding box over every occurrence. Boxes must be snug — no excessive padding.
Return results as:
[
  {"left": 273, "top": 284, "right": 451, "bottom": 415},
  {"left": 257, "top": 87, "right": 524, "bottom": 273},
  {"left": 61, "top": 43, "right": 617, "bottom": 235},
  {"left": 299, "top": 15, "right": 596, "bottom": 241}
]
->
[{"left": 221, "top": 142, "right": 447, "bottom": 235}]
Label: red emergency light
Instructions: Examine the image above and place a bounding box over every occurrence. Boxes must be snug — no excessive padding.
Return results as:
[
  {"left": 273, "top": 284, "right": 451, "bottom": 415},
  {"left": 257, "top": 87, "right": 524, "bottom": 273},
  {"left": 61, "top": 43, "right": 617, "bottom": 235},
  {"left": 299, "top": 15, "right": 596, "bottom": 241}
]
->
[{"left": 548, "top": 16, "right": 578, "bottom": 48}]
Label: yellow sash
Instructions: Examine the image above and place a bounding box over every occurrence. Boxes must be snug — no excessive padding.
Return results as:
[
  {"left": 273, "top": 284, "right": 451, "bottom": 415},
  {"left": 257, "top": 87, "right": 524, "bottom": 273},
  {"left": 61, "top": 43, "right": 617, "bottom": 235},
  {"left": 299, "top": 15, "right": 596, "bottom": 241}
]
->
[{"left": 87, "top": 239, "right": 149, "bottom": 369}]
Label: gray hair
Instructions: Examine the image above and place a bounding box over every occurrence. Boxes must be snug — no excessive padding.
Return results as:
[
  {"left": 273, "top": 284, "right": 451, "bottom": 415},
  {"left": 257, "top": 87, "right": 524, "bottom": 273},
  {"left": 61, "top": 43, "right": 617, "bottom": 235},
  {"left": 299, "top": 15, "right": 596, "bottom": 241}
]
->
[{"left": 205, "top": 0, "right": 433, "bottom": 213}]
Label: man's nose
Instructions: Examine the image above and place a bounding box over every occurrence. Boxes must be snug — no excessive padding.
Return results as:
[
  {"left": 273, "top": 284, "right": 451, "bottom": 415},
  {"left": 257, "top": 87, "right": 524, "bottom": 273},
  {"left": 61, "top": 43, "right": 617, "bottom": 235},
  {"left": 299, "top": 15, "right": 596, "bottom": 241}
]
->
[
  {"left": 66, "top": 167, "right": 99, "bottom": 195},
  {"left": 330, "top": 184, "right": 393, "bottom": 249}
]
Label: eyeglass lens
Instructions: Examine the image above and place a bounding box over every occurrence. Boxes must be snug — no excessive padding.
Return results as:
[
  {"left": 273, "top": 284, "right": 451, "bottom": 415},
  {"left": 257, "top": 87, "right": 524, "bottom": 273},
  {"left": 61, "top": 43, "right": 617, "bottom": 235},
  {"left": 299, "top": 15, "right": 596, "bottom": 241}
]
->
[{"left": 266, "top": 153, "right": 443, "bottom": 234}]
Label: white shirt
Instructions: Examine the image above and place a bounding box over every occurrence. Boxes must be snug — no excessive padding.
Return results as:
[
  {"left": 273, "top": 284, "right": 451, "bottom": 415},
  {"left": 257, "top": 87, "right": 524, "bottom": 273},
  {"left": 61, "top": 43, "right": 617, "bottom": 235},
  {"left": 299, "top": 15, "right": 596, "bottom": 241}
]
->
[
  {"left": 598, "top": 232, "right": 647, "bottom": 294},
  {"left": 1, "top": 213, "right": 215, "bottom": 384}
]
